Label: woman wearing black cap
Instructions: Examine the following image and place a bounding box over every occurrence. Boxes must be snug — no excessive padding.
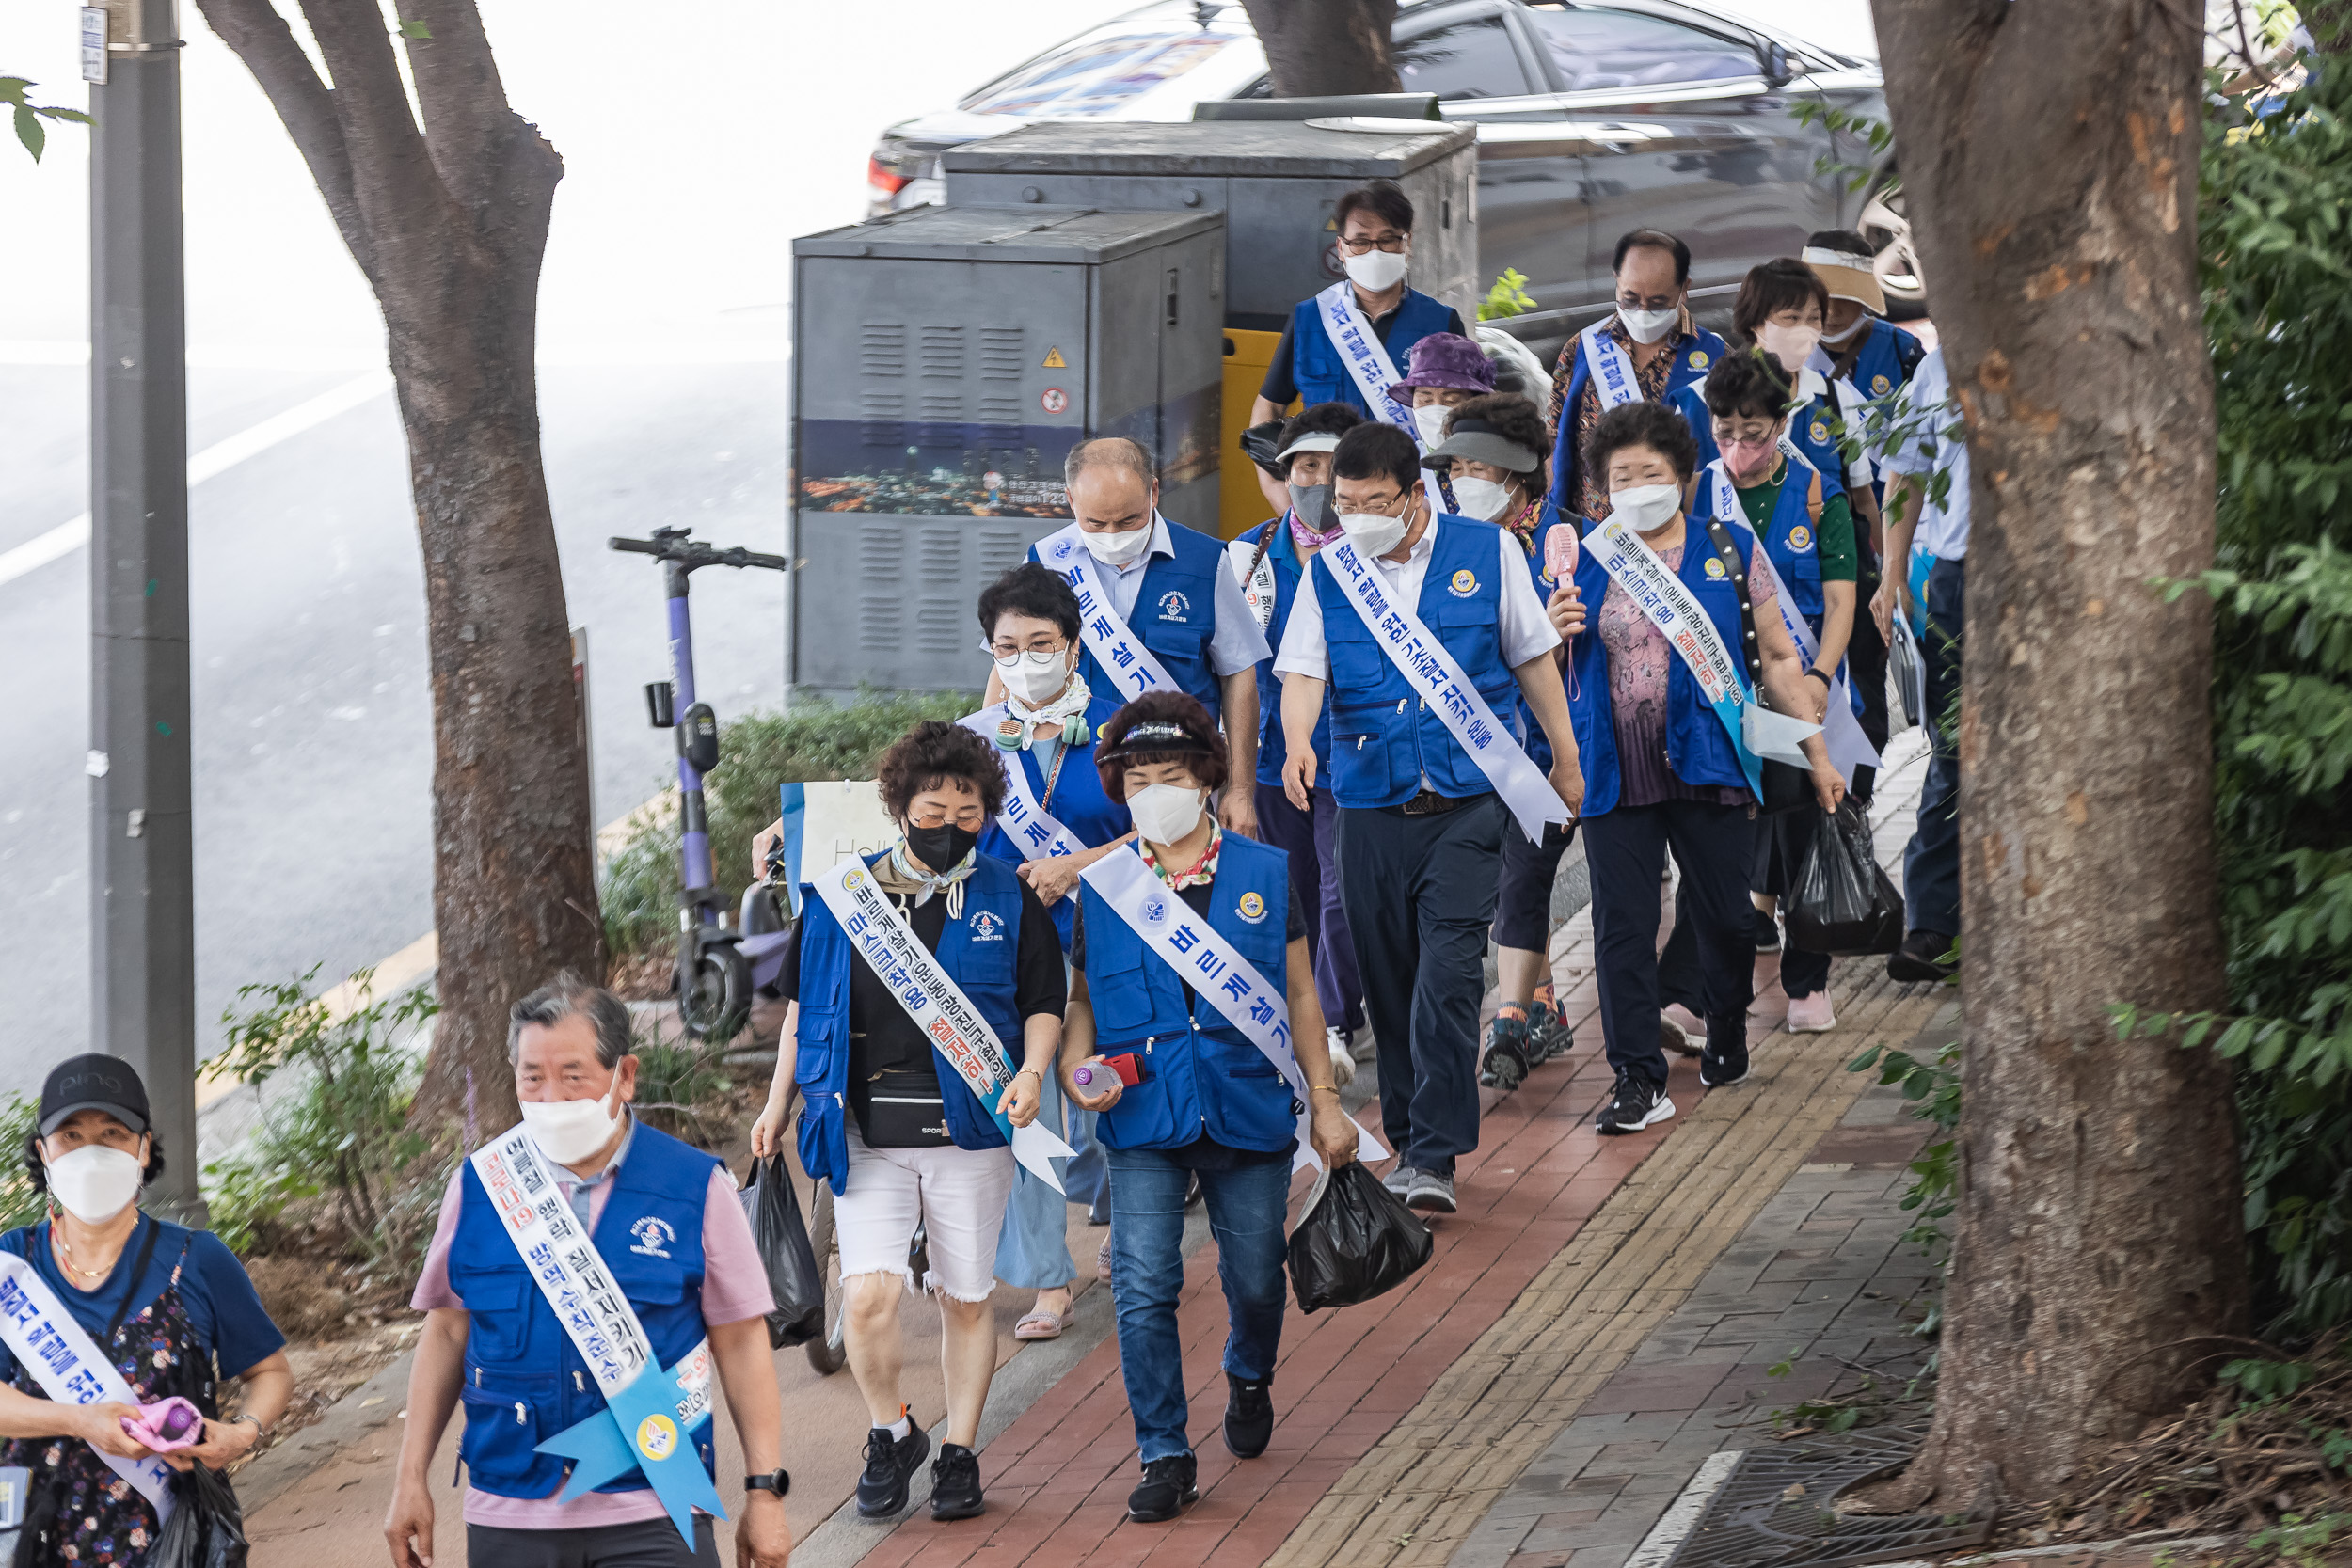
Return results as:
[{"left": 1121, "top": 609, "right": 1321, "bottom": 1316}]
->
[{"left": 0, "top": 1053, "right": 293, "bottom": 1567}]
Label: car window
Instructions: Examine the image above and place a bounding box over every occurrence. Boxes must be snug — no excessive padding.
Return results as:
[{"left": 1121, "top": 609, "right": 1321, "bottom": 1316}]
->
[
  {"left": 1520, "top": 4, "right": 1759, "bottom": 92},
  {"left": 1394, "top": 16, "right": 1534, "bottom": 100},
  {"left": 961, "top": 26, "right": 1242, "bottom": 118}
]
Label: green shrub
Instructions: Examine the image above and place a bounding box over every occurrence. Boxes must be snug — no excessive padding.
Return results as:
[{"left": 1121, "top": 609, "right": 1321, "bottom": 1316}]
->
[
  {"left": 0, "top": 1093, "right": 39, "bottom": 1231},
  {"left": 600, "top": 688, "right": 977, "bottom": 959},
  {"left": 630, "top": 1032, "right": 734, "bottom": 1149}
]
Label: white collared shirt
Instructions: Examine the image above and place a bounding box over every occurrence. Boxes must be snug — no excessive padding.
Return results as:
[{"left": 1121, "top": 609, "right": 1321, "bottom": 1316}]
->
[
  {"left": 1272, "top": 515, "right": 1561, "bottom": 682},
  {"left": 1880, "top": 349, "right": 1970, "bottom": 562},
  {"left": 1092, "top": 513, "right": 1271, "bottom": 677}
]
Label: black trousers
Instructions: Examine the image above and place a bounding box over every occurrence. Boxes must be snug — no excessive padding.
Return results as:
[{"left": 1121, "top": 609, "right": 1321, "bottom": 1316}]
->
[
  {"left": 1846, "top": 538, "right": 1890, "bottom": 805},
  {"left": 469, "top": 1516, "right": 721, "bottom": 1568},
  {"left": 1338, "top": 793, "right": 1504, "bottom": 1177},
  {"left": 1585, "top": 799, "right": 1756, "bottom": 1087}
]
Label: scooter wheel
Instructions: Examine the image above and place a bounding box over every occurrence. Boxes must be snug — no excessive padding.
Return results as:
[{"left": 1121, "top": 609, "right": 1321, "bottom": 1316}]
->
[{"left": 679, "top": 942, "right": 753, "bottom": 1041}]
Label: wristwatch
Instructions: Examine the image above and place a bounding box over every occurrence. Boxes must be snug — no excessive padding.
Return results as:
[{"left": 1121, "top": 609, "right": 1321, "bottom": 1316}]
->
[{"left": 745, "top": 1466, "right": 791, "bottom": 1498}]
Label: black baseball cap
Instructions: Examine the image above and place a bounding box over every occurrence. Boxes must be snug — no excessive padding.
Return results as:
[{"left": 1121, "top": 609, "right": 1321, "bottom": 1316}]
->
[{"left": 38, "top": 1054, "right": 151, "bottom": 1137}]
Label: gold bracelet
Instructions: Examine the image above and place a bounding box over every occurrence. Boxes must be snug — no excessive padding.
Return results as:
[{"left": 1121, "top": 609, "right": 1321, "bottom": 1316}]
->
[
  {"left": 1310, "top": 1084, "right": 1341, "bottom": 1097},
  {"left": 1016, "top": 1069, "right": 1041, "bottom": 1081}
]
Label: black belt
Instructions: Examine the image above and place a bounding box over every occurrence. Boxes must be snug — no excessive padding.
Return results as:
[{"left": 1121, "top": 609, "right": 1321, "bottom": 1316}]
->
[{"left": 1399, "top": 788, "right": 1481, "bottom": 816}]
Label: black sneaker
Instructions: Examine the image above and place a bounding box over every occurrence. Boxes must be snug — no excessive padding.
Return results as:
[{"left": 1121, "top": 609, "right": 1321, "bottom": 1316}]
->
[
  {"left": 1223, "top": 1372, "right": 1275, "bottom": 1459},
  {"left": 1699, "top": 1046, "right": 1751, "bottom": 1088},
  {"left": 1887, "top": 929, "right": 1958, "bottom": 983},
  {"left": 855, "top": 1424, "right": 930, "bottom": 1517},
  {"left": 1753, "top": 908, "right": 1782, "bottom": 953},
  {"left": 1479, "top": 1015, "right": 1531, "bottom": 1090},
  {"left": 930, "top": 1442, "right": 984, "bottom": 1521},
  {"left": 1128, "top": 1452, "right": 1200, "bottom": 1522},
  {"left": 1596, "top": 1071, "right": 1677, "bottom": 1135},
  {"left": 1528, "top": 1000, "right": 1575, "bottom": 1063}
]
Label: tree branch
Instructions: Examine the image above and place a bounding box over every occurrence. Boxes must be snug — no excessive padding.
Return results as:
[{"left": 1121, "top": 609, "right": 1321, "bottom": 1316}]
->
[
  {"left": 398, "top": 0, "right": 524, "bottom": 213},
  {"left": 189, "top": 0, "right": 371, "bottom": 275},
  {"left": 294, "top": 0, "right": 455, "bottom": 312}
]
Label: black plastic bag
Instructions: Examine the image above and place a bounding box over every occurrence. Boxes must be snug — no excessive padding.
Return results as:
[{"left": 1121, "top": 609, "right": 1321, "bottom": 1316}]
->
[
  {"left": 1786, "top": 799, "right": 1904, "bottom": 958},
  {"left": 1287, "top": 1161, "right": 1434, "bottom": 1313},
  {"left": 149, "top": 1460, "right": 248, "bottom": 1568},
  {"left": 739, "top": 1153, "right": 824, "bottom": 1348}
]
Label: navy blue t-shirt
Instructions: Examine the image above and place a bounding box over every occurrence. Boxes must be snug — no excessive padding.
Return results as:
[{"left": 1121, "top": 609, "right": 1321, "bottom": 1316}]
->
[{"left": 0, "top": 1215, "right": 286, "bottom": 1383}]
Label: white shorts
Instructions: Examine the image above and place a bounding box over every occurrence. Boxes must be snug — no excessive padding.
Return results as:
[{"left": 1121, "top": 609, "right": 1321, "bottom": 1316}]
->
[{"left": 835, "top": 1124, "right": 1017, "bottom": 1303}]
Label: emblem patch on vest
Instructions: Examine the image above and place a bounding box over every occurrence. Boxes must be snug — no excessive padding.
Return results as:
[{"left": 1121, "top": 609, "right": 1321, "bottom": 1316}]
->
[
  {"left": 635, "top": 1413, "right": 678, "bottom": 1463},
  {"left": 1158, "top": 590, "right": 1190, "bottom": 622},
  {"left": 629, "top": 1215, "right": 677, "bottom": 1259},
  {"left": 1236, "top": 891, "right": 1267, "bottom": 924},
  {"left": 1808, "top": 420, "right": 1830, "bottom": 445},
  {"left": 1689, "top": 350, "right": 1709, "bottom": 369},
  {"left": 1705, "top": 556, "right": 1728, "bottom": 578},
  {"left": 1871, "top": 373, "right": 1892, "bottom": 395},
  {"left": 1448, "top": 568, "right": 1478, "bottom": 597},
  {"left": 1788, "top": 525, "right": 1813, "bottom": 552},
  {"left": 969, "top": 910, "right": 1005, "bottom": 942}
]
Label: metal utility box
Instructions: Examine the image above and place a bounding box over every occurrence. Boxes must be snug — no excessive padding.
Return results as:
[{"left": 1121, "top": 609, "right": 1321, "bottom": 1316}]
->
[
  {"left": 942, "top": 119, "right": 1481, "bottom": 332},
  {"left": 789, "top": 204, "right": 1225, "bottom": 696}
]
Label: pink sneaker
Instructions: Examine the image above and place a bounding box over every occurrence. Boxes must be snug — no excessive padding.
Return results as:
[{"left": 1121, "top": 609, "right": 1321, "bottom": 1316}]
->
[
  {"left": 1660, "top": 1005, "right": 1707, "bottom": 1055},
  {"left": 1785, "top": 991, "right": 1836, "bottom": 1033}
]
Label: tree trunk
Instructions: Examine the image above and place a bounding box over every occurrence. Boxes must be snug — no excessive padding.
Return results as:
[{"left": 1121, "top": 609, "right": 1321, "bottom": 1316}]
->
[
  {"left": 1239, "top": 0, "right": 1401, "bottom": 98},
  {"left": 1868, "top": 0, "right": 2246, "bottom": 1512},
  {"left": 194, "top": 0, "right": 594, "bottom": 1138}
]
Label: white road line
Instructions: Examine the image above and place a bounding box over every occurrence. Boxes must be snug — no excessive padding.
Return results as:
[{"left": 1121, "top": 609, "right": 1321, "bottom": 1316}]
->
[
  {"left": 1622, "top": 1449, "right": 1745, "bottom": 1568},
  {"left": 0, "top": 369, "right": 394, "bottom": 591}
]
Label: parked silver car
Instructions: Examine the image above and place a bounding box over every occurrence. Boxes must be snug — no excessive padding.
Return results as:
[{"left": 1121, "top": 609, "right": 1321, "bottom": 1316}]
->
[{"left": 866, "top": 0, "right": 1916, "bottom": 358}]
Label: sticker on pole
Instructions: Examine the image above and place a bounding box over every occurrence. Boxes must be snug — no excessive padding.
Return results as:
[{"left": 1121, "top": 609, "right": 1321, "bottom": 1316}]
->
[
  {"left": 1041, "top": 347, "right": 1067, "bottom": 369},
  {"left": 1041, "top": 388, "right": 1069, "bottom": 415},
  {"left": 80, "top": 8, "right": 107, "bottom": 85}
]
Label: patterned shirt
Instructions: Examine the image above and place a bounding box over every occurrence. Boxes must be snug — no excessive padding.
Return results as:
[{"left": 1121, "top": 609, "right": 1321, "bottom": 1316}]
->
[
  {"left": 1551, "top": 312, "right": 1697, "bottom": 523},
  {"left": 1596, "top": 538, "right": 1778, "bottom": 808}
]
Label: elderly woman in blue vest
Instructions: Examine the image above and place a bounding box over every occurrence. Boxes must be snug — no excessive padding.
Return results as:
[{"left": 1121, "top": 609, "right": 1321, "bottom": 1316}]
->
[
  {"left": 1226, "top": 402, "right": 1370, "bottom": 1083},
  {"left": 746, "top": 721, "right": 1064, "bottom": 1525},
  {"left": 1672, "top": 259, "right": 1848, "bottom": 492},
  {"left": 1548, "top": 402, "right": 1844, "bottom": 1139},
  {"left": 0, "top": 1056, "right": 293, "bottom": 1568},
  {"left": 1546, "top": 229, "right": 1727, "bottom": 527},
  {"left": 1248, "top": 180, "right": 1467, "bottom": 430},
  {"left": 1420, "top": 392, "right": 1582, "bottom": 1091},
  {"left": 965, "top": 562, "right": 1132, "bottom": 1341},
  {"left": 1276, "top": 422, "right": 1582, "bottom": 1219},
  {"left": 392, "top": 978, "right": 790, "bottom": 1568},
  {"left": 1009, "top": 437, "right": 1270, "bottom": 839},
  {"left": 1056, "top": 692, "right": 1360, "bottom": 1526}
]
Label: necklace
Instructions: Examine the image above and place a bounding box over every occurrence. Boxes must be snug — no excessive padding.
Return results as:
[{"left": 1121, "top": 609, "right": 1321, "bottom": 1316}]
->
[{"left": 50, "top": 1215, "right": 128, "bottom": 1283}]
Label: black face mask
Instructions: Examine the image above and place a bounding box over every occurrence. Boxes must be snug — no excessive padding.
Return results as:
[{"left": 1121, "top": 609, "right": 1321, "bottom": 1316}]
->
[{"left": 904, "top": 822, "right": 978, "bottom": 875}]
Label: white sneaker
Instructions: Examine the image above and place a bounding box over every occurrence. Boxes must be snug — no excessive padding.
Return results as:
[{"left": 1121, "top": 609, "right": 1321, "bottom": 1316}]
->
[
  {"left": 1327, "top": 1032, "right": 1357, "bottom": 1087},
  {"left": 1785, "top": 991, "right": 1837, "bottom": 1033}
]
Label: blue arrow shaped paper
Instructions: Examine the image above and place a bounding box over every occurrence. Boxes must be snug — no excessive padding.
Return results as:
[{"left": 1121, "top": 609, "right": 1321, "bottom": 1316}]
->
[{"left": 536, "top": 1350, "right": 725, "bottom": 1542}]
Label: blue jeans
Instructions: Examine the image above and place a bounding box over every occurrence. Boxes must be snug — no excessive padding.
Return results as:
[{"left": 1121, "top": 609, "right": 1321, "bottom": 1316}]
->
[
  {"left": 1106, "top": 1147, "right": 1291, "bottom": 1463},
  {"left": 1902, "top": 557, "right": 1965, "bottom": 940}
]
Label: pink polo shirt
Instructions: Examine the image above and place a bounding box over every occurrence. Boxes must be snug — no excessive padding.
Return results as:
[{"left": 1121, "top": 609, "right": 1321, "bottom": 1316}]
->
[{"left": 412, "top": 1128, "right": 774, "bottom": 1529}]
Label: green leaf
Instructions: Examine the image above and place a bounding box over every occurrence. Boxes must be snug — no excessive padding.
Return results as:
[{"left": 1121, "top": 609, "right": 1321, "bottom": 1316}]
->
[
  {"left": 397, "top": 17, "right": 433, "bottom": 38},
  {"left": 15, "top": 103, "right": 43, "bottom": 162}
]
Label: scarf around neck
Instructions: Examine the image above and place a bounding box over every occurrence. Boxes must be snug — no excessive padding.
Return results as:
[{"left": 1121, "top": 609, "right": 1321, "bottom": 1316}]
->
[
  {"left": 877, "top": 838, "right": 976, "bottom": 920},
  {"left": 995, "top": 667, "right": 1093, "bottom": 751}
]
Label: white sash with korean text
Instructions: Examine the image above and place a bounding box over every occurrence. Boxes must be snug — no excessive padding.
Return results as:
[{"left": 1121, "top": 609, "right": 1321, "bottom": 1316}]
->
[
  {"left": 1081, "top": 847, "right": 1385, "bottom": 1171},
  {"left": 1580, "top": 318, "right": 1644, "bottom": 412},
  {"left": 958, "top": 706, "right": 1088, "bottom": 864},
  {"left": 1226, "top": 532, "right": 1279, "bottom": 634},
  {"left": 1315, "top": 534, "right": 1570, "bottom": 842},
  {"left": 812, "top": 860, "right": 1074, "bottom": 1188},
  {"left": 1037, "top": 522, "right": 1175, "bottom": 701},
  {"left": 0, "top": 1252, "right": 175, "bottom": 1519},
  {"left": 1315, "top": 281, "right": 1416, "bottom": 432},
  {"left": 469, "top": 1127, "right": 715, "bottom": 1422}
]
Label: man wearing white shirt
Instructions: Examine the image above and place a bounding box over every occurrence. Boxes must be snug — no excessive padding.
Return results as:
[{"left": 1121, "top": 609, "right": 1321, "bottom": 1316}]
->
[
  {"left": 1015, "top": 438, "right": 1271, "bottom": 839},
  {"left": 1274, "top": 422, "right": 1581, "bottom": 1215}
]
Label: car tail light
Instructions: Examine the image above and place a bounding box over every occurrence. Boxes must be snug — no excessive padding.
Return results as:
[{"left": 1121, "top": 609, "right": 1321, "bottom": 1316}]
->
[{"left": 867, "top": 156, "right": 911, "bottom": 198}]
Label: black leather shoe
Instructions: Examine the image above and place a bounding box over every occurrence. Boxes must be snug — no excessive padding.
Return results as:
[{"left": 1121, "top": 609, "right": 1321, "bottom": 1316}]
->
[
  {"left": 1224, "top": 1372, "right": 1275, "bottom": 1459},
  {"left": 930, "top": 1442, "right": 984, "bottom": 1521},
  {"left": 855, "top": 1425, "right": 930, "bottom": 1518},
  {"left": 1127, "top": 1452, "right": 1200, "bottom": 1522},
  {"left": 1887, "top": 929, "right": 1958, "bottom": 983}
]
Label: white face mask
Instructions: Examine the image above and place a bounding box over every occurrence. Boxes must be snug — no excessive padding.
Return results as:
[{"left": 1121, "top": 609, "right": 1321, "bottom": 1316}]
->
[
  {"left": 1411, "top": 404, "right": 1452, "bottom": 446},
  {"left": 1337, "top": 500, "right": 1414, "bottom": 560},
  {"left": 1758, "top": 322, "right": 1822, "bottom": 373},
  {"left": 519, "top": 1077, "right": 625, "bottom": 1167},
  {"left": 1619, "top": 305, "right": 1679, "bottom": 344},
  {"left": 1343, "top": 245, "right": 1409, "bottom": 293},
  {"left": 994, "top": 647, "right": 1070, "bottom": 706},
  {"left": 1127, "top": 782, "right": 1204, "bottom": 846},
  {"left": 44, "top": 1144, "right": 145, "bottom": 1225},
  {"left": 1451, "top": 476, "right": 1515, "bottom": 522},
  {"left": 1820, "top": 314, "right": 1867, "bottom": 347},
  {"left": 1609, "top": 483, "right": 1682, "bottom": 532},
  {"left": 1080, "top": 520, "right": 1153, "bottom": 568}
]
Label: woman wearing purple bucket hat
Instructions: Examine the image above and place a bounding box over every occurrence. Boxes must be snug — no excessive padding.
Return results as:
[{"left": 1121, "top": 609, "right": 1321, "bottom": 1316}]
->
[{"left": 1385, "top": 332, "right": 1495, "bottom": 514}]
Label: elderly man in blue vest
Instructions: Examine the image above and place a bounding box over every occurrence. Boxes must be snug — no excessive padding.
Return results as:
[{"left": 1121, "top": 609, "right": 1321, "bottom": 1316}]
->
[
  {"left": 1012, "top": 436, "right": 1271, "bottom": 839},
  {"left": 387, "top": 978, "right": 790, "bottom": 1568},
  {"left": 1276, "top": 421, "right": 1583, "bottom": 1216}
]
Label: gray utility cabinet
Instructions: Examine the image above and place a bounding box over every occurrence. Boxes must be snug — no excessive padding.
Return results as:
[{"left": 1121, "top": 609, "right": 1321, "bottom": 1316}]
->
[
  {"left": 789, "top": 204, "right": 1224, "bottom": 696},
  {"left": 943, "top": 119, "right": 1480, "bottom": 331}
]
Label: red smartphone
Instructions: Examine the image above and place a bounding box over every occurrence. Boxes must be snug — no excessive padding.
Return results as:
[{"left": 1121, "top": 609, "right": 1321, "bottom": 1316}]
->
[
  {"left": 1100, "top": 1053, "right": 1144, "bottom": 1086},
  {"left": 1544, "top": 525, "right": 1580, "bottom": 582}
]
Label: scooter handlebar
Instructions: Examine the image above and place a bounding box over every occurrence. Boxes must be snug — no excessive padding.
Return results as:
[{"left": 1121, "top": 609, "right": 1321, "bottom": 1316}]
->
[{"left": 608, "top": 534, "right": 790, "bottom": 572}]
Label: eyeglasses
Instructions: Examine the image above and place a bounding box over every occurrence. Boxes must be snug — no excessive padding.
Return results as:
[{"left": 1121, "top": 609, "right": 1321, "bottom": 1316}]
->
[
  {"left": 1616, "top": 292, "right": 1677, "bottom": 310},
  {"left": 908, "top": 805, "right": 988, "bottom": 830},
  {"left": 1338, "top": 232, "right": 1408, "bottom": 255},
  {"left": 1714, "top": 425, "right": 1780, "bottom": 448},
  {"left": 984, "top": 641, "right": 1069, "bottom": 665}
]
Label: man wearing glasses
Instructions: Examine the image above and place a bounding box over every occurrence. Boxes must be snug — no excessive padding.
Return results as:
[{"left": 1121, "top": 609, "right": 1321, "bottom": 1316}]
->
[
  {"left": 1249, "top": 181, "right": 1469, "bottom": 431},
  {"left": 1545, "top": 229, "right": 1729, "bottom": 526}
]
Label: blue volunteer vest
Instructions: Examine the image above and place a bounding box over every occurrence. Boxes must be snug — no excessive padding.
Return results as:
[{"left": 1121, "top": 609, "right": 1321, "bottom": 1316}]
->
[
  {"left": 1545, "top": 326, "right": 1727, "bottom": 520},
  {"left": 1516, "top": 502, "right": 1578, "bottom": 771},
  {"left": 1565, "top": 516, "right": 1763, "bottom": 819},
  {"left": 975, "top": 691, "right": 1133, "bottom": 952},
  {"left": 792, "top": 850, "right": 1026, "bottom": 1195},
  {"left": 1695, "top": 456, "right": 1829, "bottom": 622},
  {"left": 1245, "top": 516, "right": 1335, "bottom": 787},
  {"left": 1029, "top": 520, "right": 1228, "bottom": 719},
  {"left": 448, "top": 1122, "right": 719, "bottom": 1499},
  {"left": 1079, "top": 834, "right": 1296, "bottom": 1153},
  {"left": 1287, "top": 287, "right": 1454, "bottom": 414},
  {"left": 1313, "top": 515, "right": 1521, "bottom": 809},
  {"left": 1674, "top": 383, "right": 1848, "bottom": 510},
  {"left": 1828, "top": 320, "right": 1926, "bottom": 510}
]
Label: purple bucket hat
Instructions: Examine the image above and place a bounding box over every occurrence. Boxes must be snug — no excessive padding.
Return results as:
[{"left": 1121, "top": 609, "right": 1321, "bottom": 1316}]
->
[{"left": 1386, "top": 332, "right": 1497, "bottom": 402}]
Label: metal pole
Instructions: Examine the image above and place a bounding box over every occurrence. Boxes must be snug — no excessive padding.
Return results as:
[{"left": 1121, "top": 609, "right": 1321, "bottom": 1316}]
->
[{"left": 88, "top": 0, "right": 200, "bottom": 1222}]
